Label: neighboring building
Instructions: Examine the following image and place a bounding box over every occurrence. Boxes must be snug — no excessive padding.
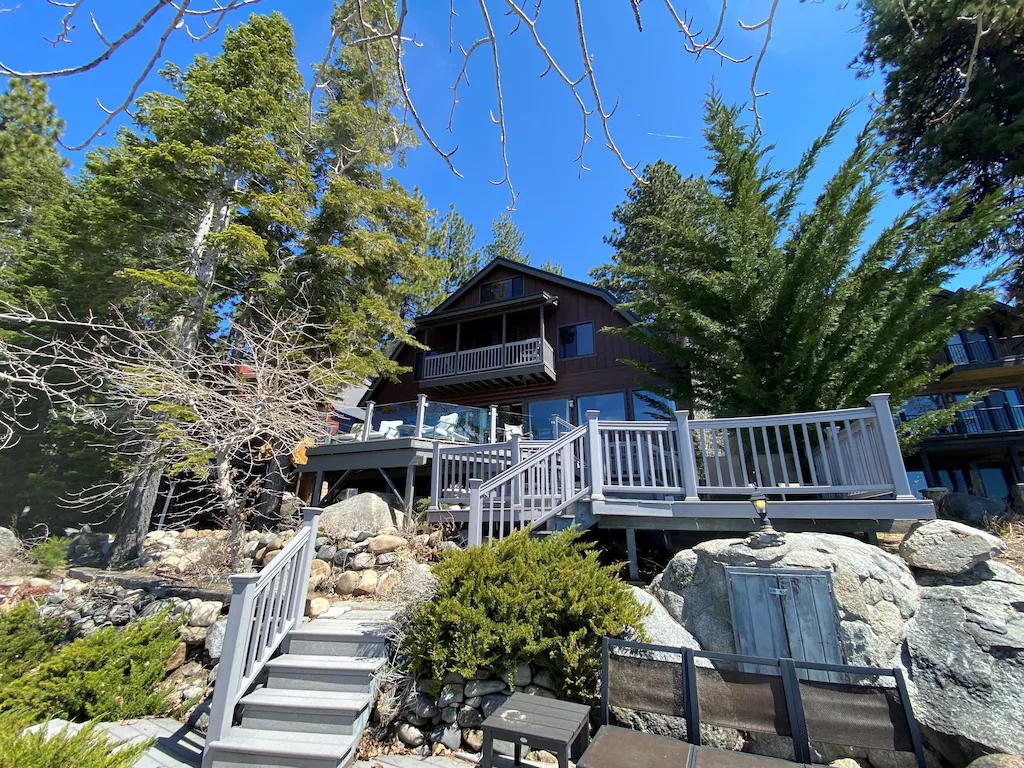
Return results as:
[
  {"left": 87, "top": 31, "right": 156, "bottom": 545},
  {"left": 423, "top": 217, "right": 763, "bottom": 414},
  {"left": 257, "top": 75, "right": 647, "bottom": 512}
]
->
[
  {"left": 902, "top": 296, "right": 1024, "bottom": 502},
  {"left": 364, "top": 257, "right": 679, "bottom": 437}
]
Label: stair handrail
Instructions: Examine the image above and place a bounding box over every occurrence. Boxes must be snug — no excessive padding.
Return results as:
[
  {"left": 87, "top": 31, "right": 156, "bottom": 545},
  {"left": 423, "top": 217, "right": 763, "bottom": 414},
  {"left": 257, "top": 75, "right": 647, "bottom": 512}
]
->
[
  {"left": 468, "top": 422, "right": 588, "bottom": 545},
  {"left": 205, "top": 506, "right": 322, "bottom": 747}
]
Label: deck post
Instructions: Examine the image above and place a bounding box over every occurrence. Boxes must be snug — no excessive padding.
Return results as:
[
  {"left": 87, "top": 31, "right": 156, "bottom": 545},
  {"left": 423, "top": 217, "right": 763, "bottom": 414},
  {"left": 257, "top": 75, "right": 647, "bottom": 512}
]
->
[
  {"left": 311, "top": 470, "right": 324, "bottom": 506},
  {"left": 362, "top": 401, "right": 375, "bottom": 442},
  {"left": 676, "top": 410, "right": 701, "bottom": 501},
  {"left": 625, "top": 528, "right": 639, "bottom": 581},
  {"left": 430, "top": 441, "right": 442, "bottom": 510},
  {"left": 291, "top": 506, "right": 321, "bottom": 626},
  {"left": 868, "top": 393, "right": 915, "bottom": 498},
  {"left": 586, "top": 409, "right": 604, "bottom": 502},
  {"left": 511, "top": 434, "right": 522, "bottom": 512},
  {"left": 403, "top": 464, "right": 416, "bottom": 521},
  {"left": 489, "top": 404, "right": 498, "bottom": 443},
  {"left": 206, "top": 572, "right": 260, "bottom": 747},
  {"left": 415, "top": 394, "right": 428, "bottom": 438},
  {"left": 468, "top": 478, "right": 483, "bottom": 546}
]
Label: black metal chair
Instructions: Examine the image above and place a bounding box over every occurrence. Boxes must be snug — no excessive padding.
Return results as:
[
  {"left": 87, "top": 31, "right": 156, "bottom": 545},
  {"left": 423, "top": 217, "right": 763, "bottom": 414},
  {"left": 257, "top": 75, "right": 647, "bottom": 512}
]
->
[{"left": 578, "top": 637, "right": 926, "bottom": 768}]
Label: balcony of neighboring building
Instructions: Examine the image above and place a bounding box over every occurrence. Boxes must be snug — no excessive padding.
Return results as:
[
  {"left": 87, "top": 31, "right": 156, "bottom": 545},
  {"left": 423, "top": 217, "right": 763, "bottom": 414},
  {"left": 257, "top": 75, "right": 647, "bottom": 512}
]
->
[
  {"left": 939, "top": 329, "right": 1024, "bottom": 383},
  {"left": 413, "top": 292, "right": 557, "bottom": 392},
  {"left": 903, "top": 388, "right": 1024, "bottom": 443}
]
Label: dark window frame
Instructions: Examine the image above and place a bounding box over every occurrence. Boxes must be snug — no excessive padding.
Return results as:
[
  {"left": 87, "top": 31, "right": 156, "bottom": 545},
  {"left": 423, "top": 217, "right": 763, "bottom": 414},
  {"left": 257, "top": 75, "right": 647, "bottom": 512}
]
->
[{"left": 557, "top": 321, "right": 596, "bottom": 359}]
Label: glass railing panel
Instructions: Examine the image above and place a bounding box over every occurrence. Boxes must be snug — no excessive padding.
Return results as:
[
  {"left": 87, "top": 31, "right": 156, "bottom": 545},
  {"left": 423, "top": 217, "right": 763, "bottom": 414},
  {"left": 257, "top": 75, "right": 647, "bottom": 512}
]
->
[
  {"left": 369, "top": 400, "right": 419, "bottom": 439},
  {"left": 421, "top": 401, "right": 489, "bottom": 443}
]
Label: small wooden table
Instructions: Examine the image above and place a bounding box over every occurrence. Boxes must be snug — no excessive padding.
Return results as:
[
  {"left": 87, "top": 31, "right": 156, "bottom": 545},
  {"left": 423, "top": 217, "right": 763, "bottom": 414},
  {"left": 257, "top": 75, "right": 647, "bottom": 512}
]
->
[{"left": 481, "top": 691, "right": 591, "bottom": 768}]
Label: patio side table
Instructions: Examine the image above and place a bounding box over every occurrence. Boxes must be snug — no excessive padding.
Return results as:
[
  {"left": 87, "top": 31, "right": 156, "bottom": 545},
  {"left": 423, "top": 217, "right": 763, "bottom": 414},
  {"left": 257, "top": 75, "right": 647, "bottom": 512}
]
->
[{"left": 480, "top": 691, "right": 591, "bottom": 768}]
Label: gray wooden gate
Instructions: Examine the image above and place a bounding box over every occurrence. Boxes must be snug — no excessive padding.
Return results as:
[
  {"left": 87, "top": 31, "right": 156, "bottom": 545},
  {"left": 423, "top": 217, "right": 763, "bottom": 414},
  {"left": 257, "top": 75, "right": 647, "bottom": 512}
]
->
[{"left": 725, "top": 567, "right": 845, "bottom": 682}]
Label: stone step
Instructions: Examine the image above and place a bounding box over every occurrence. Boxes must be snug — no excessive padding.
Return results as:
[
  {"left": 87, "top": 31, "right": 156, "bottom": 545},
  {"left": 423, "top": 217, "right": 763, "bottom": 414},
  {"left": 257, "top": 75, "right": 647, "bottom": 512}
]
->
[
  {"left": 285, "top": 619, "right": 391, "bottom": 657},
  {"left": 205, "top": 727, "right": 354, "bottom": 768},
  {"left": 265, "top": 653, "right": 386, "bottom": 693},
  {"left": 239, "top": 688, "right": 371, "bottom": 735}
]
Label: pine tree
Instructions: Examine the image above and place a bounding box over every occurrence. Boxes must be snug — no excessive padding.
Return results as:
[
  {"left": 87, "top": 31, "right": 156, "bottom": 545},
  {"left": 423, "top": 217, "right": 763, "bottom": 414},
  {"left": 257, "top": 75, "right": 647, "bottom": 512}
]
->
[
  {"left": 406, "top": 204, "right": 481, "bottom": 317},
  {"left": 537, "top": 259, "right": 563, "bottom": 275},
  {"left": 594, "top": 94, "right": 1009, "bottom": 421},
  {"left": 484, "top": 213, "right": 530, "bottom": 264}
]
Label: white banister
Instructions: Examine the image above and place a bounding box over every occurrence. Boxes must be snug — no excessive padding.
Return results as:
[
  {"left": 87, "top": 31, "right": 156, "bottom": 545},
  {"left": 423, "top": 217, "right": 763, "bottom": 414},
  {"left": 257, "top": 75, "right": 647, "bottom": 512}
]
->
[
  {"left": 468, "top": 478, "right": 483, "bottom": 546},
  {"left": 204, "top": 506, "right": 321, "bottom": 751},
  {"left": 587, "top": 409, "right": 604, "bottom": 501},
  {"left": 489, "top": 404, "right": 498, "bottom": 443},
  {"left": 430, "top": 441, "right": 442, "bottom": 510},
  {"left": 362, "top": 401, "right": 374, "bottom": 442},
  {"left": 869, "top": 393, "right": 914, "bottom": 498},
  {"left": 676, "top": 410, "right": 701, "bottom": 500}
]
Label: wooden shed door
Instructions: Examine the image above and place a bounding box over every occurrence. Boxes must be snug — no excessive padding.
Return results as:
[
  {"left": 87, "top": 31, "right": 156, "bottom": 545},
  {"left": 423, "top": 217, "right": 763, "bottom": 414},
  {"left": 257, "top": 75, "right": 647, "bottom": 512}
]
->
[{"left": 725, "top": 567, "right": 845, "bottom": 681}]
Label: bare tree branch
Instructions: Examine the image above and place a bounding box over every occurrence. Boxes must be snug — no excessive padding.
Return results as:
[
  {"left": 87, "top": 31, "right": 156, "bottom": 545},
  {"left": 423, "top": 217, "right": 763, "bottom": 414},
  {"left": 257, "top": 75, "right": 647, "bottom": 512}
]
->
[
  {"left": 926, "top": 8, "right": 988, "bottom": 126},
  {"left": 739, "top": 0, "right": 780, "bottom": 134}
]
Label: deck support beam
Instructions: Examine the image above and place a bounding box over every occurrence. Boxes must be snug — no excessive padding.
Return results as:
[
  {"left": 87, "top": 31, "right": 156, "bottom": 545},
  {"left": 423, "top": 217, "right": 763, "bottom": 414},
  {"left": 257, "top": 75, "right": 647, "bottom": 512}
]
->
[
  {"left": 403, "top": 463, "right": 416, "bottom": 523},
  {"left": 625, "top": 528, "right": 639, "bottom": 581}
]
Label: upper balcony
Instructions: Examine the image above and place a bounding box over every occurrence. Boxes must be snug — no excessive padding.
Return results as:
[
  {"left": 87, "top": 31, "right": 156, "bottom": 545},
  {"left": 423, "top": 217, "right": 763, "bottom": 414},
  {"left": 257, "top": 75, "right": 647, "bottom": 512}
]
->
[
  {"left": 420, "top": 337, "right": 555, "bottom": 390},
  {"left": 939, "top": 333, "right": 1024, "bottom": 382}
]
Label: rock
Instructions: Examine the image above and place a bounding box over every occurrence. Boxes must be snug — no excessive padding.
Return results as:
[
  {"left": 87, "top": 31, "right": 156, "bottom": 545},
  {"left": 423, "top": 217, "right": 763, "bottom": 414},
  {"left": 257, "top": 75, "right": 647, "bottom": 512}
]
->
[
  {"left": 415, "top": 678, "right": 440, "bottom": 696},
  {"left": 258, "top": 532, "right": 284, "bottom": 550},
  {"left": 335, "top": 571, "right": 360, "bottom": 595},
  {"left": 308, "top": 559, "right": 332, "bottom": 589},
  {"left": 174, "top": 598, "right": 201, "bottom": 618},
  {"left": 465, "top": 678, "right": 507, "bottom": 697},
  {"left": 316, "top": 544, "right": 336, "bottom": 562},
  {"left": 899, "top": 519, "right": 1004, "bottom": 574},
  {"left": 531, "top": 668, "right": 552, "bottom": 690},
  {"left": 178, "top": 625, "right": 208, "bottom": 646},
  {"left": 409, "top": 692, "right": 440, "bottom": 719},
  {"left": 828, "top": 760, "right": 870, "bottom": 768},
  {"left": 457, "top": 705, "right": 484, "bottom": 729},
  {"left": 937, "top": 492, "right": 1009, "bottom": 524},
  {"left": 262, "top": 550, "right": 281, "bottom": 566},
  {"left": 463, "top": 729, "right": 484, "bottom": 752},
  {"left": 464, "top": 696, "right": 482, "bottom": 709},
  {"left": 25, "top": 577, "right": 52, "bottom": 588},
  {"left": 320, "top": 493, "right": 396, "bottom": 537},
  {"left": 650, "top": 533, "right": 918, "bottom": 668},
  {"left": 205, "top": 617, "right": 228, "bottom": 661},
  {"left": 367, "top": 534, "right": 406, "bottom": 554},
  {"left": 428, "top": 530, "right": 443, "bottom": 548},
  {"left": 481, "top": 692, "right": 508, "bottom": 717},
  {"left": 107, "top": 603, "right": 132, "bottom": 625},
  {"left": 431, "top": 723, "right": 462, "bottom": 751},
  {"left": 379, "top": 526, "right": 399, "bottom": 536},
  {"left": 440, "top": 706, "right": 458, "bottom": 723},
  {"left": 353, "top": 569, "right": 378, "bottom": 596},
  {"left": 442, "top": 671, "right": 465, "bottom": 685},
  {"left": 306, "top": 597, "right": 330, "bottom": 618},
  {"left": 523, "top": 685, "right": 557, "bottom": 699},
  {"left": 629, "top": 587, "right": 702, "bottom": 657},
  {"left": 165, "top": 642, "right": 187, "bottom": 672},
  {"left": 0, "top": 527, "right": 22, "bottom": 560},
  {"left": 904, "top": 561, "right": 1024, "bottom": 764},
  {"left": 375, "top": 570, "right": 400, "bottom": 599},
  {"left": 188, "top": 601, "right": 223, "bottom": 628},
  {"left": 966, "top": 757, "right": 1024, "bottom": 768},
  {"left": 438, "top": 683, "right": 464, "bottom": 707},
  {"left": 411, "top": 534, "right": 430, "bottom": 548},
  {"left": 439, "top": 540, "right": 461, "bottom": 552},
  {"left": 502, "top": 663, "right": 532, "bottom": 688},
  {"left": 332, "top": 550, "right": 352, "bottom": 568},
  {"left": 396, "top": 723, "right": 425, "bottom": 747},
  {"left": 375, "top": 551, "right": 399, "bottom": 567},
  {"left": 350, "top": 552, "right": 375, "bottom": 571}
]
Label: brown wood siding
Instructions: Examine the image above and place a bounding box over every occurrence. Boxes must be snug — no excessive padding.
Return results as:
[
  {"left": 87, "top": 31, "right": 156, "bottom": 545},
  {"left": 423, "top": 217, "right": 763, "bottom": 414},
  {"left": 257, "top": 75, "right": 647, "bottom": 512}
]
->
[{"left": 370, "top": 265, "right": 678, "bottom": 409}]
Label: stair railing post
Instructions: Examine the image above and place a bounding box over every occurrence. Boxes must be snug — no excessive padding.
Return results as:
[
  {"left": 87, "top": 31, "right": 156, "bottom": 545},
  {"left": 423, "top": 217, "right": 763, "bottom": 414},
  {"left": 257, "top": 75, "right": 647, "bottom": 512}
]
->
[
  {"left": 206, "top": 572, "right": 260, "bottom": 746},
  {"left": 415, "top": 394, "right": 428, "bottom": 438},
  {"left": 468, "top": 478, "right": 484, "bottom": 546},
  {"left": 676, "top": 410, "right": 701, "bottom": 501},
  {"left": 586, "top": 409, "right": 604, "bottom": 502},
  {"left": 429, "top": 441, "right": 442, "bottom": 511},
  {"left": 868, "top": 393, "right": 915, "bottom": 498},
  {"left": 510, "top": 434, "right": 522, "bottom": 515},
  {"left": 362, "top": 401, "right": 375, "bottom": 442},
  {"left": 291, "top": 506, "right": 322, "bottom": 627},
  {"left": 489, "top": 404, "right": 498, "bottom": 443}
]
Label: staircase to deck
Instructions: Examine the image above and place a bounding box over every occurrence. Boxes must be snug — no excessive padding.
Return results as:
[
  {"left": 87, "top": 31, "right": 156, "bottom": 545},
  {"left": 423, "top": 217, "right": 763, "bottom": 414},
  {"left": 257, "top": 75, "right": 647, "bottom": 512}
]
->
[{"left": 204, "top": 607, "right": 394, "bottom": 768}]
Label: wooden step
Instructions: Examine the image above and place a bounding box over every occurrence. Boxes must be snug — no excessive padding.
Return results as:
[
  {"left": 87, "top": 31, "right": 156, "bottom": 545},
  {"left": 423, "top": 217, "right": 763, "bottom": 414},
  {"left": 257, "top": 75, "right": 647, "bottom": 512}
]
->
[
  {"left": 239, "top": 688, "right": 371, "bottom": 735},
  {"left": 285, "top": 619, "right": 390, "bottom": 657},
  {"left": 205, "top": 727, "right": 354, "bottom": 768},
  {"left": 265, "top": 654, "right": 386, "bottom": 693}
]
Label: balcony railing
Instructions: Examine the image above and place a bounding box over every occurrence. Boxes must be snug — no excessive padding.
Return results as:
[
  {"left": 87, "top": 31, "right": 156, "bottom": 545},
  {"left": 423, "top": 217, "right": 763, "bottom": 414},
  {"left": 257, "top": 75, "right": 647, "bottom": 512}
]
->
[
  {"left": 944, "top": 335, "right": 1024, "bottom": 365},
  {"left": 421, "top": 337, "right": 549, "bottom": 380},
  {"left": 956, "top": 404, "right": 1024, "bottom": 434}
]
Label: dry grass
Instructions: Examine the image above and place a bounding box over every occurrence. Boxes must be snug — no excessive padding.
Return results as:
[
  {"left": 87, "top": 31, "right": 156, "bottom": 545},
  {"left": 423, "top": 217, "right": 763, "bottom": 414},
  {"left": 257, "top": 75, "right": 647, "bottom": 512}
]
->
[{"left": 992, "top": 518, "right": 1024, "bottom": 575}]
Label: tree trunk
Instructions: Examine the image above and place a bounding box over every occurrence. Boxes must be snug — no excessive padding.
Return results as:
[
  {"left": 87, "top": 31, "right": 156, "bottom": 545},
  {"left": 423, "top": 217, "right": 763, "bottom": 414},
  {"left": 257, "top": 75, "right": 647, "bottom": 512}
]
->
[
  {"left": 254, "top": 454, "right": 287, "bottom": 528},
  {"left": 214, "top": 446, "right": 247, "bottom": 572},
  {"left": 107, "top": 459, "right": 163, "bottom": 567}
]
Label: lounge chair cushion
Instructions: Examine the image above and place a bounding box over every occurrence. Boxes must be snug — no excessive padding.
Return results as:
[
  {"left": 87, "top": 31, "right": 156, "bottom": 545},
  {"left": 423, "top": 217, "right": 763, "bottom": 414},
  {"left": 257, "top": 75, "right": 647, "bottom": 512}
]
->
[
  {"left": 430, "top": 413, "right": 460, "bottom": 438},
  {"left": 377, "top": 420, "right": 404, "bottom": 439}
]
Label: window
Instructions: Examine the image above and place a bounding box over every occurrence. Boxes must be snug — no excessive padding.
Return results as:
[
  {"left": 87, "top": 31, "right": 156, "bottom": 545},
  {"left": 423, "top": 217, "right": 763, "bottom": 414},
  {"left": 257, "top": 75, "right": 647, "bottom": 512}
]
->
[
  {"left": 558, "top": 322, "right": 595, "bottom": 358},
  {"left": 946, "top": 329, "right": 994, "bottom": 364},
  {"left": 577, "top": 392, "right": 626, "bottom": 422},
  {"left": 528, "top": 399, "right": 570, "bottom": 440},
  {"left": 632, "top": 390, "right": 676, "bottom": 420},
  {"left": 479, "top": 276, "right": 523, "bottom": 303}
]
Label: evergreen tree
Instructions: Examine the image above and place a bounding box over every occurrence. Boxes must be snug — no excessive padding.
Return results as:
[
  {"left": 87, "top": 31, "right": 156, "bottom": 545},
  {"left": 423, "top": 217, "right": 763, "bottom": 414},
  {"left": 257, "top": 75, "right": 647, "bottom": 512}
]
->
[
  {"left": 484, "top": 213, "right": 530, "bottom": 264},
  {"left": 594, "top": 94, "right": 1008, "bottom": 423},
  {"left": 538, "top": 259, "right": 563, "bottom": 276},
  {"left": 406, "top": 204, "right": 481, "bottom": 317},
  {"left": 855, "top": 0, "right": 1024, "bottom": 298}
]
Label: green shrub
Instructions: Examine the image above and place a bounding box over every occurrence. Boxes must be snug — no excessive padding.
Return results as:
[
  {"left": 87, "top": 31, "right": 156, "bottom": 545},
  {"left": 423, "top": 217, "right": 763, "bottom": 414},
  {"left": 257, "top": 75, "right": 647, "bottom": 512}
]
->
[
  {"left": 0, "top": 720, "right": 150, "bottom": 768},
  {"left": 0, "top": 602, "right": 68, "bottom": 685},
  {"left": 0, "top": 613, "right": 181, "bottom": 727},
  {"left": 29, "top": 537, "right": 71, "bottom": 574},
  {"left": 402, "top": 528, "right": 648, "bottom": 702}
]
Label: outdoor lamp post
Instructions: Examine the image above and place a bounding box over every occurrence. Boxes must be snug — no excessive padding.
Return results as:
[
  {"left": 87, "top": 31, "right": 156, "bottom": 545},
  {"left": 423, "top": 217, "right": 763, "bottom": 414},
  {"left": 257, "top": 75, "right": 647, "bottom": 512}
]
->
[{"left": 750, "top": 488, "right": 772, "bottom": 531}]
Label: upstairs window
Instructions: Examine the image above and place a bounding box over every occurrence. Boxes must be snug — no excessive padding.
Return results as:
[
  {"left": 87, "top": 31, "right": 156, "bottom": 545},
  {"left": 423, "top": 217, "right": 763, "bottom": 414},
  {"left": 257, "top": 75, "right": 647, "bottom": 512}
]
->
[
  {"left": 480, "top": 276, "right": 523, "bottom": 303},
  {"left": 558, "top": 322, "right": 595, "bottom": 358}
]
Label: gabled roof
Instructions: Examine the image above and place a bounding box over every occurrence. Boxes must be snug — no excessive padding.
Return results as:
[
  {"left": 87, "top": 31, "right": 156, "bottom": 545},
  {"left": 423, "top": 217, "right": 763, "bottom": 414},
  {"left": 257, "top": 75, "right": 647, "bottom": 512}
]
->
[{"left": 423, "top": 257, "right": 637, "bottom": 323}]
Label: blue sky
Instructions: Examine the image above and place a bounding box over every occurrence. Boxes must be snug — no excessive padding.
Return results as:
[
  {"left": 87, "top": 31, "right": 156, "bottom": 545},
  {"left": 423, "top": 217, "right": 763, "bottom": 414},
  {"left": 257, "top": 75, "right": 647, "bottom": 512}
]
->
[{"left": 0, "top": 1, "right": 984, "bottom": 289}]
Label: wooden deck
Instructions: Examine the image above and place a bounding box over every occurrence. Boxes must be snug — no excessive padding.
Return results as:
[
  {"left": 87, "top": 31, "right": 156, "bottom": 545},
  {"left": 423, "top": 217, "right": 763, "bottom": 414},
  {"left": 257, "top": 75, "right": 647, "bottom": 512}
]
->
[{"left": 30, "top": 718, "right": 203, "bottom": 768}]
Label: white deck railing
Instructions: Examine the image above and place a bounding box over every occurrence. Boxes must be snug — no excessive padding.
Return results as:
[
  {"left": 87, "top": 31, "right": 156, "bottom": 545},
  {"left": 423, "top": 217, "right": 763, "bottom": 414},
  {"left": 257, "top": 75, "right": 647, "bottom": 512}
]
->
[
  {"left": 205, "top": 507, "right": 321, "bottom": 746},
  {"left": 461, "top": 395, "right": 914, "bottom": 544},
  {"left": 421, "top": 337, "right": 547, "bottom": 380}
]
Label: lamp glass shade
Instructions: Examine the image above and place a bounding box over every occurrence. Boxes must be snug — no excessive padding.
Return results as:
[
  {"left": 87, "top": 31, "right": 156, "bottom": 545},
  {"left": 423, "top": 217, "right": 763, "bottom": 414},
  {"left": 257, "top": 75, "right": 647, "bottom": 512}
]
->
[{"left": 750, "top": 494, "right": 768, "bottom": 515}]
